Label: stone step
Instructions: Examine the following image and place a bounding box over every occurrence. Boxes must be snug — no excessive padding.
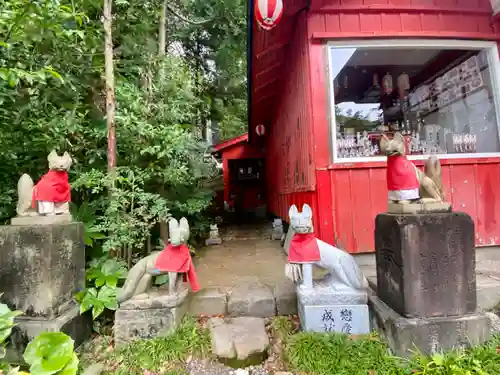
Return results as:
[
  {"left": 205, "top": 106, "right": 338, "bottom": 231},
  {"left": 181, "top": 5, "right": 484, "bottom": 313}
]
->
[
  {"left": 208, "top": 316, "right": 270, "bottom": 368},
  {"left": 189, "top": 282, "right": 297, "bottom": 318}
]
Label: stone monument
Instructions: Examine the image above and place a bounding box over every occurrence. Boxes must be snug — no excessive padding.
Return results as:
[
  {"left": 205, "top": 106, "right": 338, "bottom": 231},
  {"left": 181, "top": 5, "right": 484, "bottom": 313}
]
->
[
  {"left": 284, "top": 204, "right": 370, "bottom": 334},
  {"left": 205, "top": 223, "right": 222, "bottom": 246},
  {"left": 369, "top": 134, "right": 490, "bottom": 356},
  {"left": 115, "top": 217, "right": 198, "bottom": 346},
  {"left": 0, "top": 151, "right": 92, "bottom": 362},
  {"left": 271, "top": 218, "right": 283, "bottom": 240}
]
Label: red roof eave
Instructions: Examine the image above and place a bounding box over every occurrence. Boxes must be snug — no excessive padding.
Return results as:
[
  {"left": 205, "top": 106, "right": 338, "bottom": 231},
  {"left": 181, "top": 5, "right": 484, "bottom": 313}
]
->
[{"left": 212, "top": 133, "right": 249, "bottom": 153}]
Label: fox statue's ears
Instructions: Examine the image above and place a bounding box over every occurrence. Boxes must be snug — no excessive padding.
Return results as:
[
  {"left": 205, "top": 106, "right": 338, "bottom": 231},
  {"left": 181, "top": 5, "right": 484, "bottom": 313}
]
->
[
  {"left": 179, "top": 217, "right": 190, "bottom": 240},
  {"left": 302, "top": 204, "right": 312, "bottom": 219},
  {"left": 288, "top": 204, "right": 313, "bottom": 219}
]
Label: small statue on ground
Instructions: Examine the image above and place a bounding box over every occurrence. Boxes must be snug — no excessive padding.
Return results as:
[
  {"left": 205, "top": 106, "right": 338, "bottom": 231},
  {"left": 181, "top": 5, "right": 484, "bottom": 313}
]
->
[
  {"left": 271, "top": 218, "right": 283, "bottom": 240},
  {"left": 380, "top": 132, "right": 444, "bottom": 204},
  {"left": 117, "top": 217, "right": 200, "bottom": 303},
  {"left": 205, "top": 223, "right": 222, "bottom": 245},
  {"left": 284, "top": 204, "right": 367, "bottom": 292},
  {"left": 16, "top": 150, "right": 72, "bottom": 217}
]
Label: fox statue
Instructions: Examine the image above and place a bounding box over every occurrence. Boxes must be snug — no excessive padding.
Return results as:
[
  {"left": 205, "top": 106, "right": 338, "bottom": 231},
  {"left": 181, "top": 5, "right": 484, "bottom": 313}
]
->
[
  {"left": 16, "top": 150, "right": 73, "bottom": 217},
  {"left": 380, "top": 132, "right": 444, "bottom": 204},
  {"left": 284, "top": 204, "right": 367, "bottom": 292},
  {"left": 117, "top": 217, "right": 200, "bottom": 303}
]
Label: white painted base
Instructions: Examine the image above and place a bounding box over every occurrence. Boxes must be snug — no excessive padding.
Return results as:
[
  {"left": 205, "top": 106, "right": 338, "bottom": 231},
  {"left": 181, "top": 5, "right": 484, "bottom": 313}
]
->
[{"left": 298, "top": 303, "right": 370, "bottom": 334}]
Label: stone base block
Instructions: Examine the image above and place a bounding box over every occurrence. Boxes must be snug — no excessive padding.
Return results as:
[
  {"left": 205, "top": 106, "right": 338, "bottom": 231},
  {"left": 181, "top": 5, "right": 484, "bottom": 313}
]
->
[
  {"left": 205, "top": 237, "right": 222, "bottom": 246},
  {"left": 369, "top": 290, "right": 490, "bottom": 357},
  {"left": 375, "top": 212, "right": 476, "bottom": 318},
  {"left": 11, "top": 214, "right": 73, "bottom": 225},
  {"left": 297, "top": 278, "right": 368, "bottom": 306},
  {"left": 5, "top": 304, "right": 92, "bottom": 364},
  {"left": 298, "top": 300, "right": 370, "bottom": 334},
  {"left": 273, "top": 281, "right": 297, "bottom": 316},
  {"left": 189, "top": 287, "right": 227, "bottom": 316},
  {"left": 0, "top": 222, "right": 85, "bottom": 319},
  {"left": 271, "top": 230, "right": 283, "bottom": 241},
  {"left": 114, "top": 291, "right": 189, "bottom": 347},
  {"left": 387, "top": 202, "right": 452, "bottom": 214},
  {"left": 227, "top": 283, "right": 276, "bottom": 318}
]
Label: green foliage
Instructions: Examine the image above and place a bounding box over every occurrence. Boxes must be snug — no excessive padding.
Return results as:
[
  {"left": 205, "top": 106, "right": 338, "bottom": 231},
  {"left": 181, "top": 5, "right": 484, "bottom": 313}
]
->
[
  {"left": 0, "top": 301, "right": 78, "bottom": 375},
  {"left": 74, "top": 257, "right": 127, "bottom": 320},
  {"left": 24, "top": 332, "right": 78, "bottom": 375},
  {"left": 0, "top": 298, "right": 23, "bottom": 361},
  {"left": 79, "top": 316, "right": 209, "bottom": 374},
  {"left": 285, "top": 330, "right": 500, "bottom": 375},
  {"left": 70, "top": 202, "right": 105, "bottom": 247}
]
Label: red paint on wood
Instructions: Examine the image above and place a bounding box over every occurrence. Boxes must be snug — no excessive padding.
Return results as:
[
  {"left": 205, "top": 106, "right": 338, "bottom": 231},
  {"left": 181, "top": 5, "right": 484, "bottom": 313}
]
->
[
  {"left": 315, "top": 170, "right": 334, "bottom": 244},
  {"left": 251, "top": 0, "right": 500, "bottom": 252}
]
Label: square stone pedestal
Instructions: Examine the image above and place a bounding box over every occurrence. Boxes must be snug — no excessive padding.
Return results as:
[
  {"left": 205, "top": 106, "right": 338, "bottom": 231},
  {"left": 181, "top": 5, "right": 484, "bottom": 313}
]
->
[
  {"left": 373, "top": 211, "right": 490, "bottom": 355},
  {"left": 296, "top": 279, "right": 370, "bottom": 335},
  {"left": 114, "top": 287, "right": 190, "bottom": 347},
  {"left": 375, "top": 212, "right": 476, "bottom": 318},
  {"left": 0, "top": 222, "right": 85, "bottom": 318},
  {"left": 0, "top": 222, "right": 91, "bottom": 362}
]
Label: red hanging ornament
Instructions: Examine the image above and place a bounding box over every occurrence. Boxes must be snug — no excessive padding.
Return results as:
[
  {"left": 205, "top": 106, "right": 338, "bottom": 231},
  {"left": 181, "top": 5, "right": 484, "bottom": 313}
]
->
[{"left": 255, "top": 0, "right": 284, "bottom": 31}]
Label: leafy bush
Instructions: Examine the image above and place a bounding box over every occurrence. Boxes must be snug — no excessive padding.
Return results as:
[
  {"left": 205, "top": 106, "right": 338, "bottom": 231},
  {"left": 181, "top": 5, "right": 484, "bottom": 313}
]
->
[{"left": 74, "top": 257, "right": 128, "bottom": 320}]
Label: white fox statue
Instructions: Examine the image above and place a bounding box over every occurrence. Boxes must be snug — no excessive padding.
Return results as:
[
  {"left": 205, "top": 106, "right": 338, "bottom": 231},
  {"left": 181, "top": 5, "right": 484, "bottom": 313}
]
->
[
  {"left": 16, "top": 150, "right": 73, "bottom": 217},
  {"left": 284, "top": 204, "right": 367, "bottom": 292},
  {"left": 117, "top": 217, "right": 199, "bottom": 303}
]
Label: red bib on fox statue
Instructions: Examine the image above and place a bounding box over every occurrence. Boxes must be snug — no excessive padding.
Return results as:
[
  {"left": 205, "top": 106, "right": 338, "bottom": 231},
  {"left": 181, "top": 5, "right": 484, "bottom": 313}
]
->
[
  {"left": 288, "top": 233, "right": 320, "bottom": 264},
  {"left": 386, "top": 155, "right": 419, "bottom": 192},
  {"left": 32, "top": 170, "right": 71, "bottom": 208},
  {"left": 154, "top": 244, "right": 200, "bottom": 292}
]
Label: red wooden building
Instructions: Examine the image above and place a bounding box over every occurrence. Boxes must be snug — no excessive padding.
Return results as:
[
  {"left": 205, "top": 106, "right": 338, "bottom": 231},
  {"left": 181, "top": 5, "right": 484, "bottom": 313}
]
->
[
  {"left": 212, "top": 133, "right": 266, "bottom": 216},
  {"left": 248, "top": 0, "right": 500, "bottom": 253}
]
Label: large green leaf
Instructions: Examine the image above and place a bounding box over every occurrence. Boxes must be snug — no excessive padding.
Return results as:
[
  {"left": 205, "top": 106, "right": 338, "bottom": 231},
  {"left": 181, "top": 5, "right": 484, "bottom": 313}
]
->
[{"left": 24, "top": 332, "right": 75, "bottom": 375}]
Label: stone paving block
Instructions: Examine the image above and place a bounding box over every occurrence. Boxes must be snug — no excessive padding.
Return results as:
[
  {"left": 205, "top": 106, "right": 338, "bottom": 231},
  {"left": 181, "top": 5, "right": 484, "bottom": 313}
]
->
[
  {"left": 208, "top": 316, "right": 269, "bottom": 367},
  {"left": 227, "top": 283, "right": 276, "bottom": 317},
  {"left": 273, "top": 281, "right": 297, "bottom": 315},
  {"left": 189, "top": 287, "right": 227, "bottom": 316}
]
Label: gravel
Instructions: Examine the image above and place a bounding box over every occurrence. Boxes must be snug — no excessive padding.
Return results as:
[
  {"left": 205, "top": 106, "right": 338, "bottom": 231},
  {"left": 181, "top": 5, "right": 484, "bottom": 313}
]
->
[{"left": 185, "top": 358, "right": 271, "bottom": 375}]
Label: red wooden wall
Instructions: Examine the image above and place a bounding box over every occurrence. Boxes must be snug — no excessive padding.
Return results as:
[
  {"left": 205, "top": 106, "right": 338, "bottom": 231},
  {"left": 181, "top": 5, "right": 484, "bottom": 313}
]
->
[
  {"left": 301, "top": 0, "right": 500, "bottom": 252},
  {"left": 265, "top": 12, "right": 321, "bottom": 235}
]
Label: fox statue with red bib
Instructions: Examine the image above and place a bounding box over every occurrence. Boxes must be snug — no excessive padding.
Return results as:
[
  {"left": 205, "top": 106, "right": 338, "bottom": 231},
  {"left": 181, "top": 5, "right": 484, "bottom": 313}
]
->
[
  {"left": 284, "top": 204, "right": 367, "bottom": 292},
  {"left": 117, "top": 217, "right": 199, "bottom": 303},
  {"left": 16, "top": 150, "right": 72, "bottom": 217}
]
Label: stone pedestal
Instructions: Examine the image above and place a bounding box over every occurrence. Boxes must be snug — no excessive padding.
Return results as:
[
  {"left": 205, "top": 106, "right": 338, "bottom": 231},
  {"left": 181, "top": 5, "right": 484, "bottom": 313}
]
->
[
  {"left": 114, "top": 287, "right": 189, "bottom": 347},
  {"left": 372, "top": 212, "right": 490, "bottom": 356},
  {"left": 296, "top": 277, "right": 370, "bottom": 335},
  {"left": 0, "top": 222, "right": 92, "bottom": 361}
]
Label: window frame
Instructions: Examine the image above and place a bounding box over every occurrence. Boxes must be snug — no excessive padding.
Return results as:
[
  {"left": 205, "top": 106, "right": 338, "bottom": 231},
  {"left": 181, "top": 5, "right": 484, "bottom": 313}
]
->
[{"left": 326, "top": 39, "right": 500, "bottom": 163}]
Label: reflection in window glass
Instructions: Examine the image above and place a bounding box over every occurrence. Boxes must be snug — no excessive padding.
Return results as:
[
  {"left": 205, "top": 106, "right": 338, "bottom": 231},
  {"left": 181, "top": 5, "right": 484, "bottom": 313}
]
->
[{"left": 329, "top": 46, "right": 500, "bottom": 159}]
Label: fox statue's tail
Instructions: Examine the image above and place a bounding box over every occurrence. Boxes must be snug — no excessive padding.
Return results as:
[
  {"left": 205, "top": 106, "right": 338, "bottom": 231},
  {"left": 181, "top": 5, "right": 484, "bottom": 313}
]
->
[
  {"left": 17, "top": 173, "right": 34, "bottom": 216},
  {"left": 424, "top": 156, "right": 444, "bottom": 201}
]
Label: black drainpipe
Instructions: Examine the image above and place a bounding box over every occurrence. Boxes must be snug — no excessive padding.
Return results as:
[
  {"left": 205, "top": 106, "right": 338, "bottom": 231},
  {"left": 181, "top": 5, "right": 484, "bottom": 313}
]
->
[{"left": 247, "top": 0, "right": 254, "bottom": 143}]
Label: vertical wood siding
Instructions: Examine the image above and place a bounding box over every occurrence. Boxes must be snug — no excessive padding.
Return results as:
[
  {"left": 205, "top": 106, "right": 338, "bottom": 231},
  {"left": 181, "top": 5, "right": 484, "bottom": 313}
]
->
[{"left": 266, "top": 12, "right": 319, "bottom": 233}]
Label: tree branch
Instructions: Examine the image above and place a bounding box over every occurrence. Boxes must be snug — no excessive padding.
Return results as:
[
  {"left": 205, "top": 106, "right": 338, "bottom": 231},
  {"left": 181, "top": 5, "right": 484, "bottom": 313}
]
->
[{"left": 166, "top": 4, "right": 213, "bottom": 25}]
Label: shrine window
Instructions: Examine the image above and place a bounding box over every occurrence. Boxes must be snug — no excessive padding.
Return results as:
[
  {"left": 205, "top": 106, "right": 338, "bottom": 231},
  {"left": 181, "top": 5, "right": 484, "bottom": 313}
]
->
[{"left": 327, "top": 39, "right": 500, "bottom": 162}]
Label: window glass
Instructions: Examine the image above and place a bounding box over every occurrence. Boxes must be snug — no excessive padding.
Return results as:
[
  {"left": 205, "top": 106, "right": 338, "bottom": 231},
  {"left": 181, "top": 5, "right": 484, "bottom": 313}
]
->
[{"left": 329, "top": 46, "right": 500, "bottom": 159}]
